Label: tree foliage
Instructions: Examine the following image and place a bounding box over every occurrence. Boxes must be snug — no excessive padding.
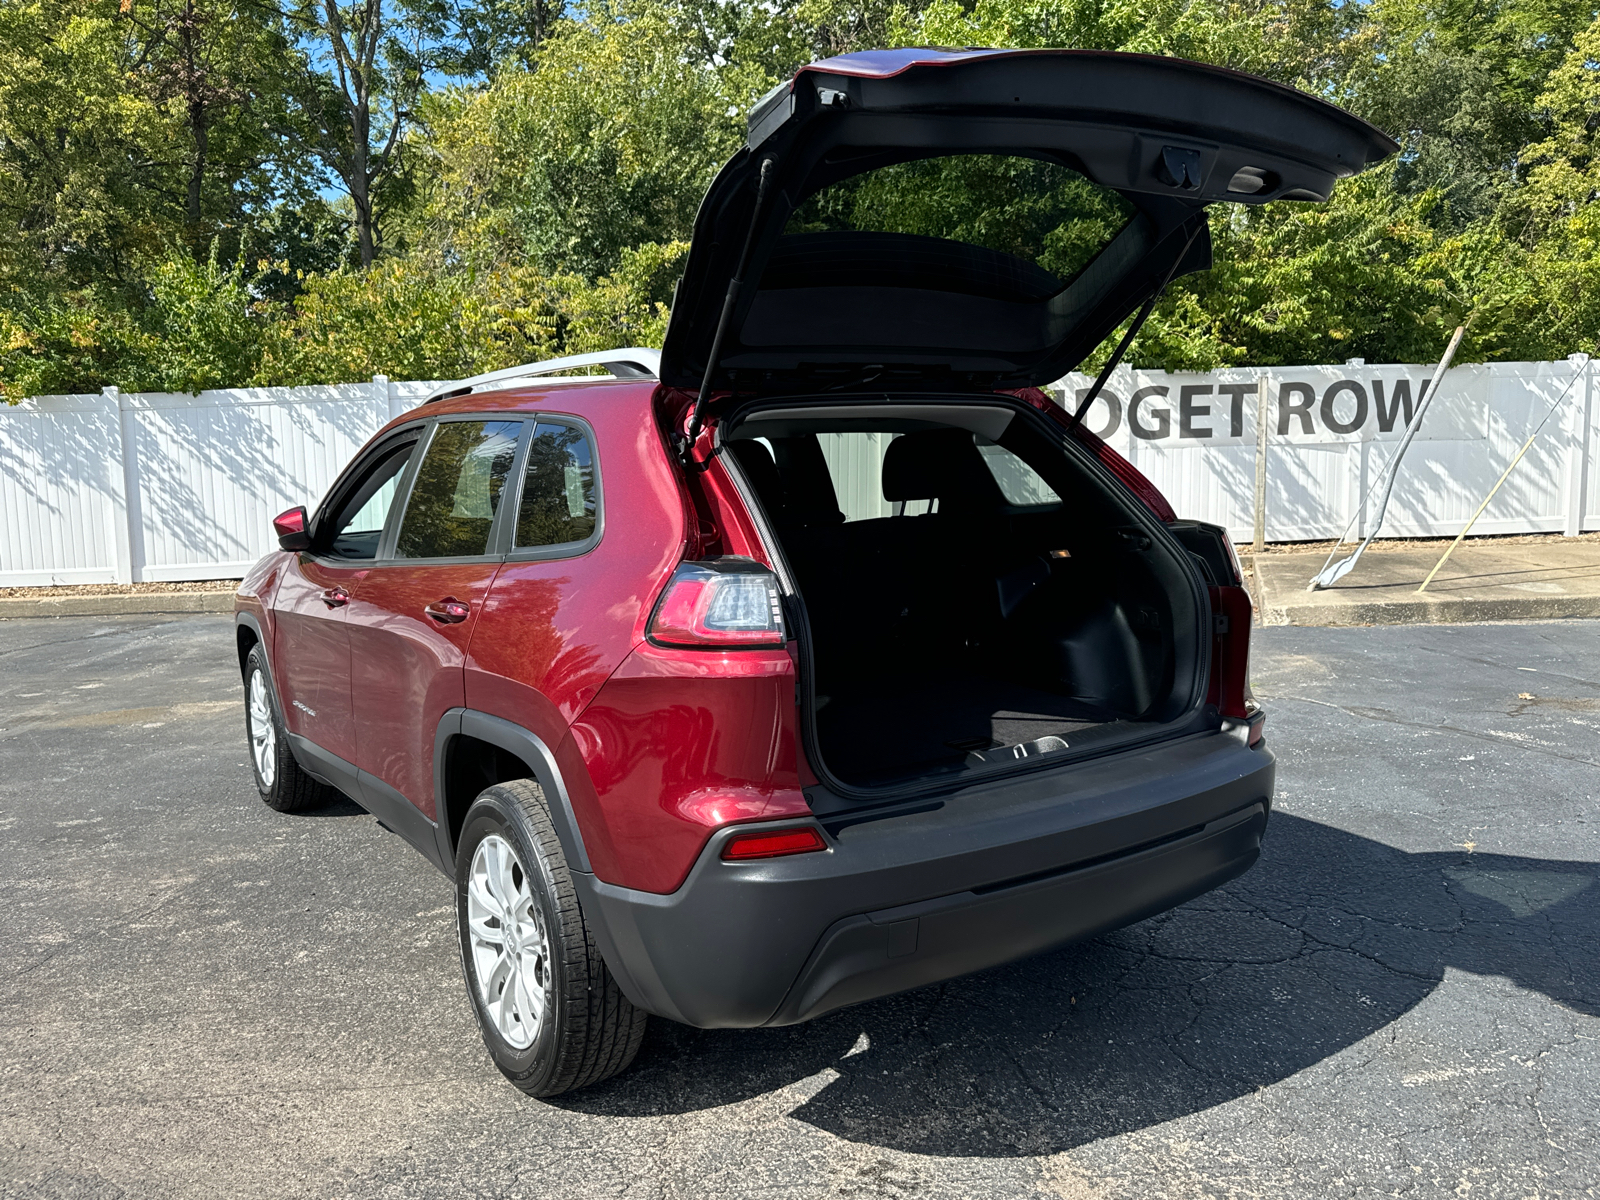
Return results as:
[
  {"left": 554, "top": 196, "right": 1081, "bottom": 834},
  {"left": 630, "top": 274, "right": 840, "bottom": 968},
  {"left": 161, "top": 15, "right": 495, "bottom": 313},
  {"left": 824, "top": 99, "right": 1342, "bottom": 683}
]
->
[
  {"left": 2, "top": 0, "right": 1598, "bottom": 401},
  {"left": 403, "top": 4, "right": 742, "bottom": 278}
]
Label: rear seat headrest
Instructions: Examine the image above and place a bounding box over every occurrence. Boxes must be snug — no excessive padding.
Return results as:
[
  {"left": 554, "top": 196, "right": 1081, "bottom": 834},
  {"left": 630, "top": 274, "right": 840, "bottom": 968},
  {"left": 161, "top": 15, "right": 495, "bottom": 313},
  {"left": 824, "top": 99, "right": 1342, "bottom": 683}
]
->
[
  {"left": 769, "top": 435, "right": 846, "bottom": 526},
  {"left": 882, "top": 428, "right": 1004, "bottom": 507}
]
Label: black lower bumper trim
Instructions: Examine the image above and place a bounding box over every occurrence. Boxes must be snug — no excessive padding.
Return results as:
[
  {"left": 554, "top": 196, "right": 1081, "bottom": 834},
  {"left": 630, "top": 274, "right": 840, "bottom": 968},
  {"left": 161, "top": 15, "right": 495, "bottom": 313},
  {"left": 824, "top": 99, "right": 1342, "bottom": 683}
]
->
[
  {"left": 578, "top": 732, "right": 1275, "bottom": 1029},
  {"left": 769, "top": 801, "right": 1266, "bottom": 1025}
]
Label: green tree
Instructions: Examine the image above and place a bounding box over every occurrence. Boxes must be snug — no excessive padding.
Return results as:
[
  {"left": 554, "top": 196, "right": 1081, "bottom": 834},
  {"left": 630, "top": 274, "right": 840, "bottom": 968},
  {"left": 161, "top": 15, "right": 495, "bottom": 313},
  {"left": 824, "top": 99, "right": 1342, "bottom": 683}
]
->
[
  {"left": 249, "top": 241, "right": 685, "bottom": 384},
  {"left": 450, "top": 0, "right": 568, "bottom": 72},
  {"left": 288, "top": 0, "right": 459, "bottom": 265},
  {"left": 8, "top": 0, "right": 1600, "bottom": 401},
  {"left": 405, "top": 1, "right": 746, "bottom": 279},
  {"left": 1502, "top": 12, "right": 1600, "bottom": 357},
  {"left": 121, "top": 0, "right": 300, "bottom": 257},
  {"left": 0, "top": 243, "right": 270, "bottom": 400},
  {"left": 0, "top": 1, "right": 306, "bottom": 287},
  {"left": 1344, "top": 0, "right": 1593, "bottom": 228},
  {"left": 0, "top": 2, "right": 173, "bottom": 291}
]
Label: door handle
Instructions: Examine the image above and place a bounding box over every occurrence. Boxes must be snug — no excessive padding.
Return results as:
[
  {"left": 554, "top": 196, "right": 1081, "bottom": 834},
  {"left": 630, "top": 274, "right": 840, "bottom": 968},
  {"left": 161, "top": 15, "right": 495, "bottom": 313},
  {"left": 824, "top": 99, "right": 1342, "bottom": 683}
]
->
[
  {"left": 424, "top": 598, "right": 470, "bottom": 624},
  {"left": 321, "top": 586, "right": 350, "bottom": 608}
]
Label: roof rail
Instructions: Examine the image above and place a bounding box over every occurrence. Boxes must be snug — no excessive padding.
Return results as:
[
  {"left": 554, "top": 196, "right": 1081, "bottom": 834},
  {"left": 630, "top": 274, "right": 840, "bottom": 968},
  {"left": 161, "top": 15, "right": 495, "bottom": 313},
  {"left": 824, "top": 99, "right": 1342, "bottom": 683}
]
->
[{"left": 423, "top": 347, "right": 661, "bottom": 403}]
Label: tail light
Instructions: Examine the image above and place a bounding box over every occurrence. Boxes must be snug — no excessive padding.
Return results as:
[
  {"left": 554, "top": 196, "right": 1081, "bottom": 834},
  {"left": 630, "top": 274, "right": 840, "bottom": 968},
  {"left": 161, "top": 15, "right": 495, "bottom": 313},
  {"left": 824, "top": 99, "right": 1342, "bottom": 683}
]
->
[
  {"left": 1209, "top": 580, "right": 1263, "bottom": 746},
  {"left": 1209, "top": 534, "right": 1260, "bottom": 742},
  {"left": 722, "top": 825, "right": 828, "bottom": 860},
  {"left": 648, "top": 558, "right": 787, "bottom": 649}
]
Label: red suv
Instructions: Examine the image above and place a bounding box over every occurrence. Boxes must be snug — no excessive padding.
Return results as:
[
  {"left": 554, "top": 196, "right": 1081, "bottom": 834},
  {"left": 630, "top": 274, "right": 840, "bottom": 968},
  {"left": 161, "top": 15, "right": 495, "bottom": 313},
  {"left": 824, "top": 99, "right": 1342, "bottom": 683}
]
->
[{"left": 236, "top": 48, "right": 1393, "bottom": 1096}]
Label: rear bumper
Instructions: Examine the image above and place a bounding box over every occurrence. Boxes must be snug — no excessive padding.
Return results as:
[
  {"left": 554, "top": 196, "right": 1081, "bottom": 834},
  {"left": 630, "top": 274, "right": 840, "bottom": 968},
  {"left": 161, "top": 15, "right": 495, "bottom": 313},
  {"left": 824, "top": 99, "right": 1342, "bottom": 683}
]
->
[{"left": 576, "top": 731, "right": 1274, "bottom": 1028}]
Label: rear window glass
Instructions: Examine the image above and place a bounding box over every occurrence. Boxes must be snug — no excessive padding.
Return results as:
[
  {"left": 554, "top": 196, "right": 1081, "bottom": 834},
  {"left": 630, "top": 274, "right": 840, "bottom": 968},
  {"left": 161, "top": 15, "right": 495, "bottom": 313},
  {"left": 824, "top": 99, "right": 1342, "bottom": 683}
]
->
[
  {"left": 811, "top": 430, "right": 1060, "bottom": 522},
  {"left": 815, "top": 431, "right": 898, "bottom": 523},
  {"left": 773, "top": 154, "right": 1136, "bottom": 296},
  {"left": 516, "top": 422, "right": 598, "bottom": 549}
]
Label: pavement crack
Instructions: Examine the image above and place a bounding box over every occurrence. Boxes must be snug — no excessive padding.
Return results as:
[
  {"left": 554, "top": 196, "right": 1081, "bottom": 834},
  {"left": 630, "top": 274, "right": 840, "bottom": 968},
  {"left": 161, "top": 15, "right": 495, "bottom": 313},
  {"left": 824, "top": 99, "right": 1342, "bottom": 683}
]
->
[{"left": 1275, "top": 694, "right": 1600, "bottom": 769}]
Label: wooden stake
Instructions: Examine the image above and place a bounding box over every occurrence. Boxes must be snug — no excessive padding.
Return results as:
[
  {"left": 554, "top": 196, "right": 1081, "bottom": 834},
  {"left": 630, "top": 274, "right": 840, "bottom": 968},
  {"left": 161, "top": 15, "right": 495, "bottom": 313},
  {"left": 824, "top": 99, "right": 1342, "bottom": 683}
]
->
[{"left": 1253, "top": 387, "right": 1269, "bottom": 553}]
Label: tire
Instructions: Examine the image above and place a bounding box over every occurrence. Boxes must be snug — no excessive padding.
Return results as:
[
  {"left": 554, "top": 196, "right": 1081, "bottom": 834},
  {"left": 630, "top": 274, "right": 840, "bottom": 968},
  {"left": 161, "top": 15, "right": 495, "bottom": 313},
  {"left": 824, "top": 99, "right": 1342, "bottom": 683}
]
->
[
  {"left": 455, "top": 779, "right": 647, "bottom": 1097},
  {"left": 243, "top": 644, "right": 336, "bottom": 813}
]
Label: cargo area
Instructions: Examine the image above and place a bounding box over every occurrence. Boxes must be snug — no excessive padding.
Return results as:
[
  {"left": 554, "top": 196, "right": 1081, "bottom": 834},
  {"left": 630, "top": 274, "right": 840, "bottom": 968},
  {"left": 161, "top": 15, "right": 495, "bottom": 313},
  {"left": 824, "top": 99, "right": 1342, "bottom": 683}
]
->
[{"left": 724, "top": 400, "right": 1208, "bottom": 790}]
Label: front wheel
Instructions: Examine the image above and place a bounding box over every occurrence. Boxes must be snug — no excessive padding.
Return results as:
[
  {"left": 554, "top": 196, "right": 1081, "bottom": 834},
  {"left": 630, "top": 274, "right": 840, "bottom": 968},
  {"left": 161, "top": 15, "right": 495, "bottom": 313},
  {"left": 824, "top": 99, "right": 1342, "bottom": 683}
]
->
[
  {"left": 243, "top": 645, "right": 335, "bottom": 813},
  {"left": 455, "top": 780, "right": 646, "bottom": 1096}
]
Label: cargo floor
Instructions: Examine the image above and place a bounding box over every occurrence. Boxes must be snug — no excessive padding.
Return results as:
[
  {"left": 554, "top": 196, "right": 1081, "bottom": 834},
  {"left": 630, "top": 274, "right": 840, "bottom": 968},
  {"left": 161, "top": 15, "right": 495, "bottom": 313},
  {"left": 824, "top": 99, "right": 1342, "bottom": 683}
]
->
[{"left": 815, "top": 670, "right": 1116, "bottom": 785}]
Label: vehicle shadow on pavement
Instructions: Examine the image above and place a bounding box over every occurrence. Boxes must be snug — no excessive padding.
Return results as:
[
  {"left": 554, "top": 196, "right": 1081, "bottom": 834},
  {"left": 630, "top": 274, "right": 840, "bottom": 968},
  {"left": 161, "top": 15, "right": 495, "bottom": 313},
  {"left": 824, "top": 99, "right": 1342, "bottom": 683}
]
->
[
  {"left": 555, "top": 813, "right": 1599, "bottom": 1156},
  {"left": 298, "top": 795, "right": 367, "bottom": 818}
]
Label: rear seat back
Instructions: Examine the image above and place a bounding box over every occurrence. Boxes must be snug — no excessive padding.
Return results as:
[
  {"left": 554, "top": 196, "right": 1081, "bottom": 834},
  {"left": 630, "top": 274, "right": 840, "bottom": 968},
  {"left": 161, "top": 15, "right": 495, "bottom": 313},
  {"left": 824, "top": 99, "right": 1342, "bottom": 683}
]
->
[
  {"left": 729, "top": 426, "right": 1057, "bottom": 686},
  {"left": 765, "top": 428, "right": 1026, "bottom": 681},
  {"left": 768, "top": 436, "right": 846, "bottom": 527}
]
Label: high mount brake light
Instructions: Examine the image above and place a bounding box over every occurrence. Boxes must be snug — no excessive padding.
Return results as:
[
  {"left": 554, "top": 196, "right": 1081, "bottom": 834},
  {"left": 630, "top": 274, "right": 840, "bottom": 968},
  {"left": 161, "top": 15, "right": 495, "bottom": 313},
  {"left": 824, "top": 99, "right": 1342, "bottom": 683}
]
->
[
  {"left": 648, "top": 558, "right": 787, "bottom": 648},
  {"left": 721, "top": 826, "right": 828, "bottom": 860}
]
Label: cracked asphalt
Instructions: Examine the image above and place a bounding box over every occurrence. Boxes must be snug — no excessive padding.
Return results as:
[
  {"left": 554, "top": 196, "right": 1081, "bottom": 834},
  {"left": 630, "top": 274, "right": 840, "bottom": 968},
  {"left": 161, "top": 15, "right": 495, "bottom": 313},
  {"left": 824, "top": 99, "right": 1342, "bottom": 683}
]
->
[{"left": 1, "top": 614, "right": 1597, "bottom": 1199}]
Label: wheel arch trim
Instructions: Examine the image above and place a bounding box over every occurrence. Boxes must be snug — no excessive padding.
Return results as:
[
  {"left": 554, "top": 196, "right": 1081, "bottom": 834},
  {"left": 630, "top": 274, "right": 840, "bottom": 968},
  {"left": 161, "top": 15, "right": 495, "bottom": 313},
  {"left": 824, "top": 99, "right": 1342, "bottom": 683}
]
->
[
  {"left": 234, "top": 611, "right": 270, "bottom": 680},
  {"left": 434, "top": 709, "right": 593, "bottom": 876},
  {"left": 234, "top": 612, "right": 290, "bottom": 748},
  {"left": 236, "top": 612, "right": 348, "bottom": 809}
]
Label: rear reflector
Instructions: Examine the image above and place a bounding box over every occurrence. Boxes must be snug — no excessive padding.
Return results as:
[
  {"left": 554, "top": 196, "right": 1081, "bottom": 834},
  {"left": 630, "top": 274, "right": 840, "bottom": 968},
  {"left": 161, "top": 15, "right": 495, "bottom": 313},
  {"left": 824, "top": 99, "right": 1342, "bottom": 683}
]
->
[
  {"left": 721, "top": 826, "right": 828, "bottom": 860},
  {"left": 648, "top": 558, "right": 786, "bottom": 648}
]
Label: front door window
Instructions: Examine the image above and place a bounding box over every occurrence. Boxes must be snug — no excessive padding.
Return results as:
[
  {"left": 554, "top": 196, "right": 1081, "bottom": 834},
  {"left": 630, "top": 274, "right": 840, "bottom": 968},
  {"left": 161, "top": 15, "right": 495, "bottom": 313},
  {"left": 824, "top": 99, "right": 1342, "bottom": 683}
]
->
[
  {"left": 270, "top": 433, "right": 418, "bottom": 765},
  {"left": 325, "top": 441, "right": 415, "bottom": 560}
]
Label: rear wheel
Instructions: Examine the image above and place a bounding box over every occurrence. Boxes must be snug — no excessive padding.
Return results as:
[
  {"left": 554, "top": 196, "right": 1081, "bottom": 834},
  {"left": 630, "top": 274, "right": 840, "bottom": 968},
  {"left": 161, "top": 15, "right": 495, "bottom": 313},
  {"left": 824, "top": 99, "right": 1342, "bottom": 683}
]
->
[
  {"left": 455, "top": 780, "right": 646, "bottom": 1096},
  {"left": 243, "top": 645, "right": 335, "bottom": 813}
]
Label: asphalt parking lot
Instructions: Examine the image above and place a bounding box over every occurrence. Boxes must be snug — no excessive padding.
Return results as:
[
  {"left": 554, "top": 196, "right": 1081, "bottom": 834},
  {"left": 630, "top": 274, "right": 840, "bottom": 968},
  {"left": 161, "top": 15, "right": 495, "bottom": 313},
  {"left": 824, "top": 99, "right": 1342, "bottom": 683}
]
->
[{"left": 1, "top": 615, "right": 1597, "bottom": 1199}]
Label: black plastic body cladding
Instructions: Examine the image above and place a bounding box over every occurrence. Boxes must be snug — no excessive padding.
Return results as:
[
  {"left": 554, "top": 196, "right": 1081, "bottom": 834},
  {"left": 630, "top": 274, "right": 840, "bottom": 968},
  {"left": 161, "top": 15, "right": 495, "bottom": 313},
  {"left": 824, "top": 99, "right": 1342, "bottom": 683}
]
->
[{"left": 575, "top": 731, "right": 1274, "bottom": 1028}]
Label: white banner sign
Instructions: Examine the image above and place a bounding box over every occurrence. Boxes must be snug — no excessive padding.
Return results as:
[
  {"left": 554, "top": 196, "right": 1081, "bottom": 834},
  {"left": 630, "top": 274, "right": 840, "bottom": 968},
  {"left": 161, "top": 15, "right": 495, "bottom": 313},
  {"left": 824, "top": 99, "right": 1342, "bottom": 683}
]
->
[{"left": 1056, "top": 364, "right": 1493, "bottom": 445}]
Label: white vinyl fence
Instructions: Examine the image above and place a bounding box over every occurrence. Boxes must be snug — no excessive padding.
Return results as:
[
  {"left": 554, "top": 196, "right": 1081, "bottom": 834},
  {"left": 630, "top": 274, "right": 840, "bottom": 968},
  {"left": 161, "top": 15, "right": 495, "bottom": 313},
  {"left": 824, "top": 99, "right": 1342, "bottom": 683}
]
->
[
  {"left": 1051, "top": 356, "right": 1596, "bottom": 543},
  {"left": 0, "top": 378, "right": 436, "bottom": 586},
  {"left": 0, "top": 358, "right": 1593, "bottom": 586}
]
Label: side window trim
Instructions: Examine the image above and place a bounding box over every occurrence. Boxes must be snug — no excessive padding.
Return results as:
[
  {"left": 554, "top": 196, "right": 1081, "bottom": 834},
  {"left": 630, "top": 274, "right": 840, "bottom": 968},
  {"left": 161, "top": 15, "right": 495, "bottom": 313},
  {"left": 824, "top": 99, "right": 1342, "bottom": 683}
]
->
[
  {"left": 373, "top": 418, "right": 435, "bottom": 561},
  {"left": 490, "top": 418, "right": 538, "bottom": 557},
  {"left": 504, "top": 414, "right": 605, "bottom": 563},
  {"left": 310, "top": 423, "right": 426, "bottom": 562},
  {"left": 382, "top": 414, "right": 532, "bottom": 565},
  {"left": 486, "top": 419, "right": 534, "bottom": 556}
]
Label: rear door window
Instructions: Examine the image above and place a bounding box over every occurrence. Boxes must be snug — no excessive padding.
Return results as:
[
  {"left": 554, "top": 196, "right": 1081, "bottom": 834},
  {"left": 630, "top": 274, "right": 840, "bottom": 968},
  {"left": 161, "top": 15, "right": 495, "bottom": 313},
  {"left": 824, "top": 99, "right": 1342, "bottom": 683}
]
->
[
  {"left": 395, "top": 420, "right": 522, "bottom": 559},
  {"left": 515, "top": 422, "right": 598, "bottom": 551}
]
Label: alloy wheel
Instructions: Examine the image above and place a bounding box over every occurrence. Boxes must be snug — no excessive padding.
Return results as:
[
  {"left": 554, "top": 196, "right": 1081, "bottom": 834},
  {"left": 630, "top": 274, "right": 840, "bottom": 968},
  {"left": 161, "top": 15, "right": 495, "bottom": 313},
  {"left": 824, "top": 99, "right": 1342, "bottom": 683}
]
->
[
  {"left": 248, "top": 670, "right": 276, "bottom": 788},
  {"left": 466, "top": 833, "right": 550, "bottom": 1050}
]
